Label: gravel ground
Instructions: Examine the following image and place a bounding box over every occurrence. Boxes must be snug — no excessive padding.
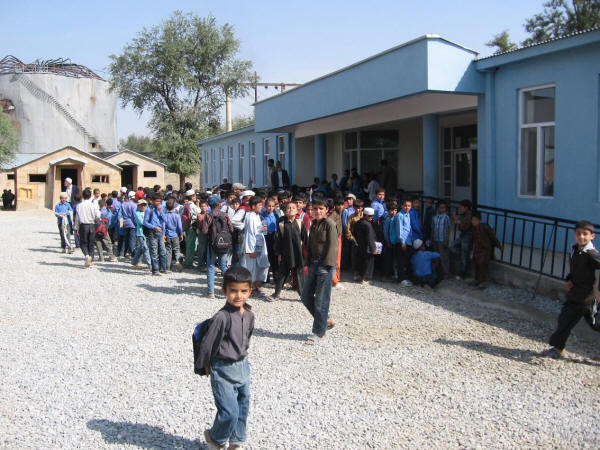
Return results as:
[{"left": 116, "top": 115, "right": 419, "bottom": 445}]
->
[{"left": 1, "top": 209, "right": 599, "bottom": 449}]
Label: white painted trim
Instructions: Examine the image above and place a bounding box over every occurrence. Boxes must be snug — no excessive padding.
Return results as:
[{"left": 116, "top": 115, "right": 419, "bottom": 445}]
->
[{"left": 517, "top": 84, "right": 556, "bottom": 198}]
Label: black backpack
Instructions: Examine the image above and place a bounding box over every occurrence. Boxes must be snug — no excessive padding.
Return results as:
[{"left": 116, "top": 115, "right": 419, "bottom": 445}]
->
[
  {"left": 210, "top": 212, "right": 232, "bottom": 254},
  {"left": 192, "top": 311, "right": 232, "bottom": 376}
]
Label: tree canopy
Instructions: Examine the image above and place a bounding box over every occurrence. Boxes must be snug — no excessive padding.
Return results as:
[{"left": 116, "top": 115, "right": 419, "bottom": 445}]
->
[
  {"left": 487, "top": 0, "right": 600, "bottom": 53},
  {"left": 119, "top": 134, "right": 154, "bottom": 154},
  {"left": 0, "top": 112, "right": 18, "bottom": 167},
  {"left": 109, "top": 11, "right": 253, "bottom": 186}
]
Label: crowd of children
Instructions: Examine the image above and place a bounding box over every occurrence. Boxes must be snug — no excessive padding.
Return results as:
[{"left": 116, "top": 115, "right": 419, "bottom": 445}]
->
[{"left": 49, "top": 172, "right": 600, "bottom": 449}]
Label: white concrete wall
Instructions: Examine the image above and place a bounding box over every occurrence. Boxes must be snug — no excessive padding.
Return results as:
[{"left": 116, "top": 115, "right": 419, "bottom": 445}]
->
[
  {"left": 294, "top": 136, "right": 315, "bottom": 186},
  {"left": 397, "top": 118, "right": 423, "bottom": 191},
  {"left": 0, "top": 73, "right": 117, "bottom": 154}
]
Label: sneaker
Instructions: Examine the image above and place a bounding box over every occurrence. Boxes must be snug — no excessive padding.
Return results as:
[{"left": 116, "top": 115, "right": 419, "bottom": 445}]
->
[
  {"left": 265, "top": 295, "right": 278, "bottom": 302},
  {"left": 62, "top": 248, "right": 67, "bottom": 254},
  {"left": 207, "top": 293, "right": 215, "bottom": 299},
  {"left": 68, "top": 248, "right": 74, "bottom": 254},
  {"left": 542, "top": 347, "right": 564, "bottom": 359},
  {"left": 204, "top": 429, "right": 226, "bottom": 450},
  {"left": 400, "top": 279, "right": 413, "bottom": 287},
  {"left": 361, "top": 280, "right": 371, "bottom": 286},
  {"left": 131, "top": 264, "right": 143, "bottom": 270},
  {"left": 334, "top": 282, "right": 346, "bottom": 290},
  {"left": 152, "top": 271, "right": 161, "bottom": 276},
  {"left": 109, "top": 256, "right": 118, "bottom": 262},
  {"left": 84, "top": 256, "right": 91, "bottom": 268}
]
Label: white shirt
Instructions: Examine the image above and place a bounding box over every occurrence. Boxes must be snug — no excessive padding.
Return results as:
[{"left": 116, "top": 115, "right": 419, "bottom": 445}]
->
[
  {"left": 66, "top": 185, "right": 72, "bottom": 202},
  {"left": 75, "top": 199, "right": 100, "bottom": 228}
]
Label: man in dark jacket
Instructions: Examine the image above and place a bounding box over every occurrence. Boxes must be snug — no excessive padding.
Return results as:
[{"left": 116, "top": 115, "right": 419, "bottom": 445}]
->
[
  {"left": 301, "top": 199, "right": 337, "bottom": 344},
  {"left": 381, "top": 160, "right": 397, "bottom": 195},
  {"left": 354, "top": 207, "right": 378, "bottom": 284},
  {"left": 271, "top": 161, "right": 290, "bottom": 189}
]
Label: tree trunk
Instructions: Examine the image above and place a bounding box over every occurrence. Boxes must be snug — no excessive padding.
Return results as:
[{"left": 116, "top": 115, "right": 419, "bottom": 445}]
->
[{"left": 179, "top": 173, "right": 186, "bottom": 191}]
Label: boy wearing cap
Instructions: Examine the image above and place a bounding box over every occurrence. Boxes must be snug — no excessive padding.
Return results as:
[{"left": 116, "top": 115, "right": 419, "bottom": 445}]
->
[
  {"left": 410, "top": 239, "right": 441, "bottom": 288},
  {"left": 118, "top": 191, "right": 138, "bottom": 259},
  {"left": 131, "top": 199, "right": 152, "bottom": 270},
  {"left": 54, "top": 192, "right": 73, "bottom": 253},
  {"left": 353, "top": 207, "right": 378, "bottom": 284},
  {"left": 544, "top": 220, "right": 600, "bottom": 359}
]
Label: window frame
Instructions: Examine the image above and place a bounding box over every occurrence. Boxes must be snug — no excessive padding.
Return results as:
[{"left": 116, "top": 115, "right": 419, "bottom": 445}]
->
[
  {"left": 143, "top": 170, "right": 157, "bottom": 178},
  {"left": 277, "top": 135, "right": 286, "bottom": 171},
  {"left": 28, "top": 173, "right": 47, "bottom": 183},
  {"left": 228, "top": 145, "right": 234, "bottom": 181},
  {"left": 219, "top": 147, "right": 224, "bottom": 182},
  {"left": 264, "top": 138, "right": 271, "bottom": 186},
  {"left": 92, "top": 175, "right": 110, "bottom": 183},
  {"left": 518, "top": 83, "right": 556, "bottom": 199},
  {"left": 239, "top": 143, "right": 245, "bottom": 185},
  {"left": 250, "top": 140, "right": 256, "bottom": 184}
]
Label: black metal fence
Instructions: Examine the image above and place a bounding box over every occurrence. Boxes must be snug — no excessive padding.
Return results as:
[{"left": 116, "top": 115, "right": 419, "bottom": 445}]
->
[{"left": 415, "top": 197, "right": 600, "bottom": 280}]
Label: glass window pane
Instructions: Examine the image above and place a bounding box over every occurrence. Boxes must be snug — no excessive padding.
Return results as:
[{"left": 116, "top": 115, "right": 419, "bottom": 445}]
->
[
  {"left": 360, "top": 149, "right": 383, "bottom": 177},
  {"left": 444, "top": 151, "right": 451, "bottom": 165},
  {"left": 542, "top": 126, "right": 554, "bottom": 196},
  {"left": 343, "top": 151, "right": 357, "bottom": 172},
  {"left": 360, "top": 130, "right": 399, "bottom": 148},
  {"left": 523, "top": 87, "right": 555, "bottom": 124},
  {"left": 444, "top": 166, "right": 451, "bottom": 181},
  {"left": 520, "top": 128, "right": 537, "bottom": 195},
  {"left": 278, "top": 136, "right": 286, "bottom": 171},
  {"left": 344, "top": 132, "right": 357, "bottom": 150},
  {"left": 455, "top": 153, "right": 471, "bottom": 187},
  {"left": 264, "top": 139, "right": 270, "bottom": 186},
  {"left": 453, "top": 125, "right": 477, "bottom": 149},
  {"left": 443, "top": 128, "right": 452, "bottom": 150},
  {"left": 444, "top": 182, "right": 452, "bottom": 197}
]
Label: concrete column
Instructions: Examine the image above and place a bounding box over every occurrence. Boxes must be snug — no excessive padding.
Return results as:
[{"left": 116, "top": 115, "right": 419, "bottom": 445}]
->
[
  {"left": 477, "top": 70, "right": 496, "bottom": 206},
  {"left": 422, "top": 114, "right": 439, "bottom": 197},
  {"left": 315, "top": 134, "right": 326, "bottom": 181}
]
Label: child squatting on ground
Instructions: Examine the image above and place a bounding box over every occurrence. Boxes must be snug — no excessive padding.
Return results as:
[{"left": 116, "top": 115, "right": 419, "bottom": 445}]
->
[
  {"left": 544, "top": 220, "right": 600, "bottom": 359},
  {"left": 196, "top": 266, "right": 255, "bottom": 450}
]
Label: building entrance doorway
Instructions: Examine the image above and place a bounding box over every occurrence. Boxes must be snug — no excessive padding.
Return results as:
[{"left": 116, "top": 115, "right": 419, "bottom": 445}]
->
[
  {"left": 121, "top": 165, "right": 134, "bottom": 188},
  {"left": 441, "top": 124, "right": 477, "bottom": 204},
  {"left": 60, "top": 168, "right": 78, "bottom": 189}
]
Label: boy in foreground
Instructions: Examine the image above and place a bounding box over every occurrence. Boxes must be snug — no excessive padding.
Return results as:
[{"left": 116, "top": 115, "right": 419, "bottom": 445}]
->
[
  {"left": 197, "top": 266, "right": 255, "bottom": 449},
  {"left": 544, "top": 220, "right": 600, "bottom": 359}
]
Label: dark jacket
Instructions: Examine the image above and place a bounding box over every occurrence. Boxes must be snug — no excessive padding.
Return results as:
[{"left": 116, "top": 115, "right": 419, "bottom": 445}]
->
[
  {"left": 195, "top": 303, "right": 255, "bottom": 372},
  {"left": 354, "top": 218, "right": 377, "bottom": 255},
  {"left": 308, "top": 217, "right": 338, "bottom": 267},
  {"left": 566, "top": 242, "right": 600, "bottom": 303},
  {"left": 271, "top": 169, "right": 290, "bottom": 189},
  {"left": 275, "top": 217, "right": 307, "bottom": 267},
  {"left": 472, "top": 223, "right": 501, "bottom": 263}
]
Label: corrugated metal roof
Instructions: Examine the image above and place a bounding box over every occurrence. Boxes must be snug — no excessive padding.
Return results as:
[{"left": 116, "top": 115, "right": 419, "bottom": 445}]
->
[
  {"left": 0, "top": 153, "right": 45, "bottom": 170},
  {"left": 477, "top": 27, "right": 600, "bottom": 61}
]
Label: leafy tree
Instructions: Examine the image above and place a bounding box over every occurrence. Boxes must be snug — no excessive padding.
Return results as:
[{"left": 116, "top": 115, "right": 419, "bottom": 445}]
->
[
  {"left": 0, "top": 112, "right": 18, "bottom": 167},
  {"left": 486, "top": 30, "right": 518, "bottom": 53},
  {"left": 523, "top": 0, "right": 600, "bottom": 46},
  {"left": 232, "top": 114, "right": 255, "bottom": 131},
  {"left": 109, "top": 11, "right": 253, "bottom": 187},
  {"left": 119, "top": 134, "right": 154, "bottom": 154}
]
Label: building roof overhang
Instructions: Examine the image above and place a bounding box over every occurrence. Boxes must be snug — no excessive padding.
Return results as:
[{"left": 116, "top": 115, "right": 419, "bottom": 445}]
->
[
  {"left": 254, "top": 35, "right": 484, "bottom": 133},
  {"left": 104, "top": 149, "right": 166, "bottom": 167}
]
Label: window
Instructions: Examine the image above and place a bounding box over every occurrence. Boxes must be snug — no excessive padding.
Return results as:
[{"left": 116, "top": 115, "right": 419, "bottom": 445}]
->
[
  {"left": 264, "top": 138, "right": 271, "bottom": 186},
  {"left": 277, "top": 135, "right": 286, "bottom": 171},
  {"left": 219, "top": 148, "right": 224, "bottom": 181},
  {"left": 29, "top": 174, "right": 47, "bottom": 183},
  {"left": 212, "top": 149, "right": 216, "bottom": 185},
  {"left": 7, "top": 173, "right": 14, "bottom": 180},
  {"left": 239, "top": 143, "right": 245, "bottom": 184},
  {"left": 519, "top": 85, "right": 555, "bottom": 197},
  {"left": 343, "top": 130, "right": 399, "bottom": 177},
  {"left": 250, "top": 141, "right": 256, "bottom": 184},
  {"left": 228, "top": 145, "right": 233, "bottom": 181},
  {"left": 143, "top": 171, "right": 157, "bottom": 178},
  {"left": 92, "top": 175, "right": 109, "bottom": 183}
]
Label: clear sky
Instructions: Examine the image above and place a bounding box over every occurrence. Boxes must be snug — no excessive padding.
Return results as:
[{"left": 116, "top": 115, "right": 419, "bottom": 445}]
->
[{"left": 3, "top": 0, "right": 544, "bottom": 140}]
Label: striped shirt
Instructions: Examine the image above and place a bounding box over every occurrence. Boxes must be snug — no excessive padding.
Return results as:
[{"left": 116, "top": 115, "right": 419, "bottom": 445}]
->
[{"left": 432, "top": 213, "right": 451, "bottom": 242}]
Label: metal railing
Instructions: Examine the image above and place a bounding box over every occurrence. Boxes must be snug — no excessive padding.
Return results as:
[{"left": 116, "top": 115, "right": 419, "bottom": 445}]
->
[{"left": 417, "top": 198, "right": 600, "bottom": 280}]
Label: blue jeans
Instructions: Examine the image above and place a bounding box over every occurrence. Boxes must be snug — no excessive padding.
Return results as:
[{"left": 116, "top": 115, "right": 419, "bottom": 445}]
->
[
  {"left": 197, "top": 232, "right": 209, "bottom": 270},
  {"left": 301, "top": 261, "right": 335, "bottom": 337},
  {"left": 459, "top": 233, "right": 473, "bottom": 278},
  {"left": 119, "top": 227, "right": 137, "bottom": 257},
  {"left": 207, "top": 246, "right": 229, "bottom": 294},
  {"left": 147, "top": 230, "right": 167, "bottom": 272},
  {"left": 209, "top": 357, "right": 250, "bottom": 446},
  {"left": 131, "top": 235, "right": 151, "bottom": 267}
]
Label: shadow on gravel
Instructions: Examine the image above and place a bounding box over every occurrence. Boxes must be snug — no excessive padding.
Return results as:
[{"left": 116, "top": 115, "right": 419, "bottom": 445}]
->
[
  {"left": 253, "top": 327, "right": 306, "bottom": 341},
  {"left": 87, "top": 419, "right": 205, "bottom": 449},
  {"left": 435, "top": 338, "right": 541, "bottom": 365},
  {"left": 435, "top": 338, "right": 600, "bottom": 367},
  {"left": 28, "top": 248, "right": 61, "bottom": 254},
  {"left": 137, "top": 283, "right": 205, "bottom": 296},
  {"left": 38, "top": 261, "right": 86, "bottom": 269}
]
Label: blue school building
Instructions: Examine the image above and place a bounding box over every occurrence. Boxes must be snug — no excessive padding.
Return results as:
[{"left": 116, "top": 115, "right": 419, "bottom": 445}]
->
[{"left": 199, "top": 29, "right": 600, "bottom": 224}]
